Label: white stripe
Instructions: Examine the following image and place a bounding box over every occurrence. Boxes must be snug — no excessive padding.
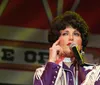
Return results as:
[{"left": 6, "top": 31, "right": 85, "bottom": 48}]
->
[
  {"left": 0, "top": 25, "right": 48, "bottom": 43},
  {"left": 42, "top": 0, "right": 53, "bottom": 23},
  {"left": 88, "top": 34, "right": 100, "bottom": 48},
  {"left": 71, "top": 0, "right": 80, "bottom": 11},
  {"left": 0, "top": 69, "right": 33, "bottom": 84},
  {"left": 57, "top": 0, "right": 63, "bottom": 15},
  {"left": 0, "top": 0, "right": 8, "bottom": 16},
  {"left": 0, "top": 25, "right": 100, "bottom": 48}
]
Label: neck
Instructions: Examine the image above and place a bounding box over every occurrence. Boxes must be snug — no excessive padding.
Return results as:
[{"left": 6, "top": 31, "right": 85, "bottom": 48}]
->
[{"left": 63, "top": 57, "right": 75, "bottom": 68}]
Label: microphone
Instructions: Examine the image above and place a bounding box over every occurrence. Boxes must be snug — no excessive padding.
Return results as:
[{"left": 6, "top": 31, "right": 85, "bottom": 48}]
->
[{"left": 70, "top": 43, "right": 84, "bottom": 65}]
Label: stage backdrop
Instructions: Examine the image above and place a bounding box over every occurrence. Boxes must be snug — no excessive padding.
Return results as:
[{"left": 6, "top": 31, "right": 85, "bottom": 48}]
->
[{"left": 0, "top": 0, "right": 100, "bottom": 85}]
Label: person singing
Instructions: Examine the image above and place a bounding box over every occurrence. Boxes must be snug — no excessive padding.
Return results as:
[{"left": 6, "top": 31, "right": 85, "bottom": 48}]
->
[{"left": 33, "top": 11, "right": 100, "bottom": 85}]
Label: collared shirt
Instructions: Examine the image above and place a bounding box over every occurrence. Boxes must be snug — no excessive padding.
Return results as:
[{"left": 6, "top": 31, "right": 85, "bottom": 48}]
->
[{"left": 63, "top": 62, "right": 75, "bottom": 85}]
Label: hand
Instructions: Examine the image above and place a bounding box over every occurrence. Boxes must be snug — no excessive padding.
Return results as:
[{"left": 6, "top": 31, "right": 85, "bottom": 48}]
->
[{"left": 48, "top": 39, "right": 63, "bottom": 63}]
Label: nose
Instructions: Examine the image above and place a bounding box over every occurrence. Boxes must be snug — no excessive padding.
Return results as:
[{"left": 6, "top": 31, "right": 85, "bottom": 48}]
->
[{"left": 69, "top": 34, "right": 74, "bottom": 41}]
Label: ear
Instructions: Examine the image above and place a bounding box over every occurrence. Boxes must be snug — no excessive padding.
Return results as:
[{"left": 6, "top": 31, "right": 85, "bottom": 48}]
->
[{"left": 80, "top": 50, "right": 85, "bottom": 56}]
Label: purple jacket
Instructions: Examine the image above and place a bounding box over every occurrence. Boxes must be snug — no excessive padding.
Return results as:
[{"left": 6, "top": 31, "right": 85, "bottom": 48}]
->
[{"left": 33, "top": 62, "right": 100, "bottom": 85}]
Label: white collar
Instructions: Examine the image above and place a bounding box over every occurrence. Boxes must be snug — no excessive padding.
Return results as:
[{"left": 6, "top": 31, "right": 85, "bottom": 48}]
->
[{"left": 63, "top": 58, "right": 71, "bottom": 63}]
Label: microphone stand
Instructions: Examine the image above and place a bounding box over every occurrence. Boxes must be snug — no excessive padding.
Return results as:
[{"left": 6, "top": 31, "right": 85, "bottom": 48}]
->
[
  {"left": 74, "top": 59, "right": 83, "bottom": 85},
  {"left": 75, "top": 62, "right": 79, "bottom": 85}
]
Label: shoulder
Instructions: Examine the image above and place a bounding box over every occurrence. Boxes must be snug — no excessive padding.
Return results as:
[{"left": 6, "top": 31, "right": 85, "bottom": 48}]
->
[
  {"left": 35, "top": 65, "right": 45, "bottom": 72},
  {"left": 81, "top": 62, "right": 97, "bottom": 70},
  {"left": 34, "top": 65, "right": 45, "bottom": 79},
  {"left": 81, "top": 65, "right": 100, "bottom": 85}
]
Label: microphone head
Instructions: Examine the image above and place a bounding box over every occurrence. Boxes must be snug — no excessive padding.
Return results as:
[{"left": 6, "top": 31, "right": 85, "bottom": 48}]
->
[
  {"left": 70, "top": 42, "right": 77, "bottom": 49},
  {"left": 70, "top": 43, "right": 85, "bottom": 56}
]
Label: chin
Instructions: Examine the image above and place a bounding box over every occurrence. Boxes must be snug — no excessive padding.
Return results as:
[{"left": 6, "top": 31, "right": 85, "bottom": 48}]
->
[{"left": 63, "top": 49, "right": 73, "bottom": 57}]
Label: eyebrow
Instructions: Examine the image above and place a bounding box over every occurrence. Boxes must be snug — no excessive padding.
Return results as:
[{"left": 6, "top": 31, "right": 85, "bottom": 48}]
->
[
  {"left": 60, "top": 28, "right": 81, "bottom": 32},
  {"left": 74, "top": 30, "right": 80, "bottom": 33},
  {"left": 60, "top": 30, "right": 81, "bottom": 35},
  {"left": 60, "top": 30, "right": 68, "bottom": 33},
  {"left": 74, "top": 30, "right": 81, "bottom": 34}
]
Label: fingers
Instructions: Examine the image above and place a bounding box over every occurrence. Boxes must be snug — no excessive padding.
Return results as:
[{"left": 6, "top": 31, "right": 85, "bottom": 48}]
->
[
  {"left": 53, "top": 38, "right": 63, "bottom": 54},
  {"left": 48, "top": 38, "right": 63, "bottom": 63},
  {"left": 52, "top": 39, "right": 62, "bottom": 54},
  {"left": 52, "top": 39, "right": 60, "bottom": 47}
]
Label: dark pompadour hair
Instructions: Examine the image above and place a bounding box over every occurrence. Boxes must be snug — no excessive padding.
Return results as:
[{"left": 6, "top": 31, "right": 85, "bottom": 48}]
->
[{"left": 48, "top": 11, "right": 89, "bottom": 50}]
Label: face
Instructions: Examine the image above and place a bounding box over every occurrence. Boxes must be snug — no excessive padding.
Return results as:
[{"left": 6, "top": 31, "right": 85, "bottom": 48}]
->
[{"left": 59, "top": 26, "right": 82, "bottom": 57}]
